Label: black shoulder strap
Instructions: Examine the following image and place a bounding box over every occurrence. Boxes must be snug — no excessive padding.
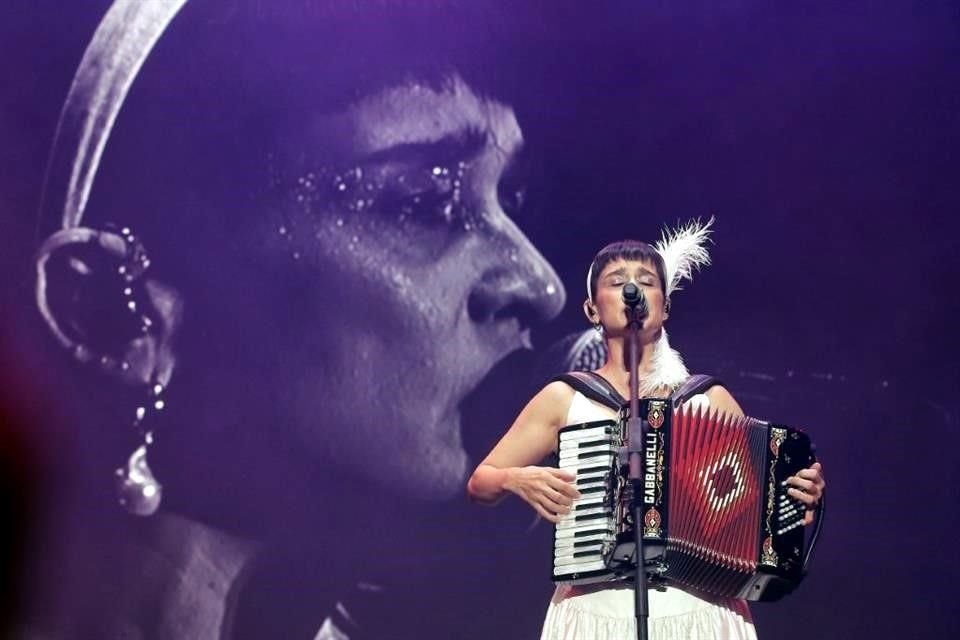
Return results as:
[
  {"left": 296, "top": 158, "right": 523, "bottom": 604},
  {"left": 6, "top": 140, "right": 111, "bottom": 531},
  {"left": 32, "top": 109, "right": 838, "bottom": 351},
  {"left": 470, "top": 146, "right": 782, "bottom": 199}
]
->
[
  {"left": 553, "top": 371, "right": 720, "bottom": 410},
  {"left": 672, "top": 374, "right": 720, "bottom": 407},
  {"left": 551, "top": 371, "right": 626, "bottom": 412}
]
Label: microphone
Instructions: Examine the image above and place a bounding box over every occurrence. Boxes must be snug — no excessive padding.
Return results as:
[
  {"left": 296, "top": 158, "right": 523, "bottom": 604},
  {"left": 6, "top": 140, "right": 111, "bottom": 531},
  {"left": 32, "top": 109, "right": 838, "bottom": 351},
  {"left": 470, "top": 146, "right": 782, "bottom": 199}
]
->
[
  {"left": 532, "top": 284, "right": 647, "bottom": 378},
  {"left": 621, "top": 282, "right": 647, "bottom": 315}
]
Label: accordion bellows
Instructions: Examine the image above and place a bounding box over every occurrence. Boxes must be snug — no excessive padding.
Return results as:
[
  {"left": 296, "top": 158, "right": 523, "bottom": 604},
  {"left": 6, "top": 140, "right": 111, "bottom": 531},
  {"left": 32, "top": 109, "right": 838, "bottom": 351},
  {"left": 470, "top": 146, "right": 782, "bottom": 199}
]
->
[{"left": 552, "top": 399, "right": 814, "bottom": 602}]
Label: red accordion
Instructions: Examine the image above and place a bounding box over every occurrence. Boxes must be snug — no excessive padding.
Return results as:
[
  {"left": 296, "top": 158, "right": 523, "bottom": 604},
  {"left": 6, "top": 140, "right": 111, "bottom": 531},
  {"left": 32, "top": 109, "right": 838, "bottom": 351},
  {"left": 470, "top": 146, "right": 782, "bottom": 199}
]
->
[{"left": 552, "top": 398, "right": 818, "bottom": 601}]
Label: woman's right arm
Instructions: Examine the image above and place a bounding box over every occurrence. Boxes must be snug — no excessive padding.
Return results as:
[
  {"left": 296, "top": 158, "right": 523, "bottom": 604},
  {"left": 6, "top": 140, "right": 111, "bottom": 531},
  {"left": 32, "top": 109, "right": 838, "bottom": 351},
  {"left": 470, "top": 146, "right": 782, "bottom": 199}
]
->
[{"left": 466, "top": 381, "right": 581, "bottom": 523}]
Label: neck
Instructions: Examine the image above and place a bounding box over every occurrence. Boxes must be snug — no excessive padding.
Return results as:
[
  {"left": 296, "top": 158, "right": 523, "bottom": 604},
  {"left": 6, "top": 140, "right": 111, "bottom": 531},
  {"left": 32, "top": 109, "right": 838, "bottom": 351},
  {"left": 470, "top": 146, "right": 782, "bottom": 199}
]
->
[
  {"left": 46, "top": 507, "right": 260, "bottom": 639},
  {"left": 602, "top": 332, "right": 658, "bottom": 378},
  {"left": 597, "top": 329, "right": 689, "bottom": 397}
]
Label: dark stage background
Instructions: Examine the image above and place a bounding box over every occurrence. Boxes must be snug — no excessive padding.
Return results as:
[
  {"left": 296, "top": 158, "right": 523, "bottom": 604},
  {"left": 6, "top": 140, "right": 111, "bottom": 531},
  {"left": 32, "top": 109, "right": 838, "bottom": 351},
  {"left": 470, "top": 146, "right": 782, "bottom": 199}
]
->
[{"left": 2, "top": 2, "right": 959, "bottom": 639}]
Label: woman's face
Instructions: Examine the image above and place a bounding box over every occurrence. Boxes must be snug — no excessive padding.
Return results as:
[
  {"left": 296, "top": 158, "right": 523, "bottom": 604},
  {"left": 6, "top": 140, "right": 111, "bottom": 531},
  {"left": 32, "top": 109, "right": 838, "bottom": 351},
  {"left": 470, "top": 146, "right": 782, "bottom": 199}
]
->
[
  {"left": 223, "top": 75, "right": 565, "bottom": 500},
  {"left": 592, "top": 258, "right": 668, "bottom": 340}
]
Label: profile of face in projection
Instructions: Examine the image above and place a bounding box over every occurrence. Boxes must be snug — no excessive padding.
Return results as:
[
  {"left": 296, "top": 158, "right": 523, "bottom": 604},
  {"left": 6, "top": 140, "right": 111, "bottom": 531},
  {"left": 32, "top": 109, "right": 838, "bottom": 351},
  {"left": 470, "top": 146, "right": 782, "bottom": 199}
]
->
[
  {"left": 27, "top": 6, "right": 571, "bottom": 636},
  {"left": 254, "top": 74, "right": 566, "bottom": 499},
  {"left": 38, "top": 58, "right": 565, "bottom": 524}
]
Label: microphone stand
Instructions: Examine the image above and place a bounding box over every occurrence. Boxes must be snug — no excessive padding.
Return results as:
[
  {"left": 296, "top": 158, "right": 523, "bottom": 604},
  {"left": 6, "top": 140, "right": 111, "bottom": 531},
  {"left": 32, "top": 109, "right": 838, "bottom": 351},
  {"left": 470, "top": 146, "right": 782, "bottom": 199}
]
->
[{"left": 624, "top": 303, "right": 649, "bottom": 640}]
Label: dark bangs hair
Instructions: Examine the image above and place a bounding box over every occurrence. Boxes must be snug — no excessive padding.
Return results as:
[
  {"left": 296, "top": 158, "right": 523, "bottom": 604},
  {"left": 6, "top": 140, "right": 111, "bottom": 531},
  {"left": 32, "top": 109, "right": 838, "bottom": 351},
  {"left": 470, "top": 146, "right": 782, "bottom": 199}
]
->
[{"left": 588, "top": 240, "right": 667, "bottom": 300}]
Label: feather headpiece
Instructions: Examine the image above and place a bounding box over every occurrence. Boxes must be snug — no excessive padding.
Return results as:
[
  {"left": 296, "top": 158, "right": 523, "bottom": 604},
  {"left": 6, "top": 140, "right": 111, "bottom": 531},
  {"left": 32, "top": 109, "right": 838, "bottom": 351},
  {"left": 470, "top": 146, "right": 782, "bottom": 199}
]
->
[{"left": 654, "top": 216, "right": 714, "bottom": 297}]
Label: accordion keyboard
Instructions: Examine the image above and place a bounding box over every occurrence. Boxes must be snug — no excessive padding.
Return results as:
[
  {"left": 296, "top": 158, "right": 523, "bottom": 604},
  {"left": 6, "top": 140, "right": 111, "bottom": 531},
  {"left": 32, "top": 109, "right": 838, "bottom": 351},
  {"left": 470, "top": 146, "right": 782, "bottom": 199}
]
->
[{"left": 552, "top": 420, "right": 619, "bottom": 579}]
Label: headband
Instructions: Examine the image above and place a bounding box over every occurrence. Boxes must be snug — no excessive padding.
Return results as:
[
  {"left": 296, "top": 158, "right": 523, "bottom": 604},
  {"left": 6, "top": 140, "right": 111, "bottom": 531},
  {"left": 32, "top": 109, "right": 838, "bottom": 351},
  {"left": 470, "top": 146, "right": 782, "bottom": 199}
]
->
[{"left": 38, "top": 0, "right": 189, "bottom": 232}]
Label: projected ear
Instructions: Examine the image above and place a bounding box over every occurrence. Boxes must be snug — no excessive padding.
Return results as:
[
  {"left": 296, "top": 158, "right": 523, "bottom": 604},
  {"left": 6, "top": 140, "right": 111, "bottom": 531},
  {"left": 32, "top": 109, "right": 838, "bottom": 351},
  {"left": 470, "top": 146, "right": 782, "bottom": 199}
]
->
[
  {"left": 35, "top": 227, "right": 181, "bottom": 386},
  {"left": 582, "top": 298, "right": 599, "bottom": 323}
]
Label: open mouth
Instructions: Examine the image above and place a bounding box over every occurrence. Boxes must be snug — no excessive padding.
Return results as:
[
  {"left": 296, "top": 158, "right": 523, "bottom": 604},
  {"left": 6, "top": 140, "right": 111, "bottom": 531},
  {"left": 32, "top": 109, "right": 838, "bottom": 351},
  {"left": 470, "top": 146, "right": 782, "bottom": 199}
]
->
[{"left": 456, "top": 347, "right": 540, "bottom": 462}]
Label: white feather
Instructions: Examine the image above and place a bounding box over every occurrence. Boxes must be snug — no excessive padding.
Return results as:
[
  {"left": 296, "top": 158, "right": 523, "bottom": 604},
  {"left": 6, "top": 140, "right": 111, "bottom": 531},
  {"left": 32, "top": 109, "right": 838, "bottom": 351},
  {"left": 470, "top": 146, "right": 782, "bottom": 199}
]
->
[
  {"left": 638, "top": 329, "right": 689, "bottom": 397},
  {"left": 654, "top": 216, "right": 715, "bottom": 296}
]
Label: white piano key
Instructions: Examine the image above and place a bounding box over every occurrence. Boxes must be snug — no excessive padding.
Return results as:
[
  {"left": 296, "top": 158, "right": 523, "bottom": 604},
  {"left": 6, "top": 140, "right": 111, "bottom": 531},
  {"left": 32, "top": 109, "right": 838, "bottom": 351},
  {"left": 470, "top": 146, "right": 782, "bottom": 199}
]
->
[
  {"left": 558, "top": 428, "right": 613, "bottom": 442},
  {"left": 554, "top": 523, "right": 614, "bottom": 538},
  {"left": 554, "top": 544, "right": 604, "bottom": 559},
  {"left": 559, "top": 437, "right": 612, "bottom": 451},
  {"left": 573, "top": 469, "right": 609, "bottom": 482},
  {"left": 558, "top": 505, "right": 608, "bottom": 520},
  {"left": 555, "top": 516, "right": 614, "bottom": 531},
  {"left": 559, "top": 445, "right": 616, "bottom": 460},
  {"left": 554, "top": 532, "right": 610, "bottom": 549},
  {"left": 554, "top": 551, "right": 605, "bottom": 566},
  {"left": 558, "top": 456, "right": 616, "bottom": 470},
  {"left": 553, "top": 559, "right": 608, "bottom": 576}
]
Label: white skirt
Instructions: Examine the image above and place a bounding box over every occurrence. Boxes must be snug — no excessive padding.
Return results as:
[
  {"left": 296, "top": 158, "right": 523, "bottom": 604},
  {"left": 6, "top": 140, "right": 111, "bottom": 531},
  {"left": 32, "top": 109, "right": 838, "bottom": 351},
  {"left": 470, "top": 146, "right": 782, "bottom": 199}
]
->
[{"left": 540, "top": 582, "right": 757, "bottom": 640}]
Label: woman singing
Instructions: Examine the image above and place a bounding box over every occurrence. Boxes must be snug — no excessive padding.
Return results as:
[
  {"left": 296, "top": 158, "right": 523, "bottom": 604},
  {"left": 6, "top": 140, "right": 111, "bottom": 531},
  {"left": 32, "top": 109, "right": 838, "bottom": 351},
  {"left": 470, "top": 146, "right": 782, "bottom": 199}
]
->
[{"left": 468, "top": 223, "right": 825, "bottom": 639}]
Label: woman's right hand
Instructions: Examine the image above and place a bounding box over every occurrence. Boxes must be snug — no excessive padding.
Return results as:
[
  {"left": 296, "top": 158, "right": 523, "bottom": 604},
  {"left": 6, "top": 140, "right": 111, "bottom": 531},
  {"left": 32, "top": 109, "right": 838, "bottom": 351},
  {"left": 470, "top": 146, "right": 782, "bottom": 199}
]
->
[{"left": 502, "top": 466, "right": 581, "bottom": 523}]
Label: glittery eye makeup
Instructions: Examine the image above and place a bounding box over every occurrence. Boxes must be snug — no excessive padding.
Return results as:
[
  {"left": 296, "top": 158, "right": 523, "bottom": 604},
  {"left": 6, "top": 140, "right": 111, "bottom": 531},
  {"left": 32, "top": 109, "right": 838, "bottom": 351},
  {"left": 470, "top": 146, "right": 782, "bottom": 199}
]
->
[
  {"left": 283, "top": 159, "right": 483, "bottom": 233},
  {"left": 265, "top": 121, "right": 533, "bottom": 268},
  {"left": 285, "top": 121, "right": 529, "bottom": 236}
]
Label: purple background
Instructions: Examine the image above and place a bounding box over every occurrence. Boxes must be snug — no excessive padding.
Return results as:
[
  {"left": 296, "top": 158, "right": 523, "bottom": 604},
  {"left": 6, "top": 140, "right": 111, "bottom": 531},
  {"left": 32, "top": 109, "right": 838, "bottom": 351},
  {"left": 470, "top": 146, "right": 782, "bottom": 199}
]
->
[{"left": 2, "top": 1, "right": 959, "bottom": 638}]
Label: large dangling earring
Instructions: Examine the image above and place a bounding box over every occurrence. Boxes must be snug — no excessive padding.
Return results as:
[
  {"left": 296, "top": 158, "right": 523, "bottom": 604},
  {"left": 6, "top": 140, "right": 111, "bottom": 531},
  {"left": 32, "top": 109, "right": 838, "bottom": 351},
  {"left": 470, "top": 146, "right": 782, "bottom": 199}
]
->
[
  {"left": 115, "top": 378, "right": 165, "bottom": 515},
  {"left": 593, "top": 322, "right": 604, "bottom": 336},
  {"left": 109, "top": 226, "right": 164, "bottom": 516}
]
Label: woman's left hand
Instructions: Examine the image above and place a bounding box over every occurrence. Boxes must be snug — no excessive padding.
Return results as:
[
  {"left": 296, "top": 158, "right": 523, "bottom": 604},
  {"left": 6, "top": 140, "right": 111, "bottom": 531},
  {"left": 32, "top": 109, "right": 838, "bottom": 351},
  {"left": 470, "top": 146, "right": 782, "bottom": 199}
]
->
[{"left": 785, "top": 462, "right": 826, "bottom": 526}]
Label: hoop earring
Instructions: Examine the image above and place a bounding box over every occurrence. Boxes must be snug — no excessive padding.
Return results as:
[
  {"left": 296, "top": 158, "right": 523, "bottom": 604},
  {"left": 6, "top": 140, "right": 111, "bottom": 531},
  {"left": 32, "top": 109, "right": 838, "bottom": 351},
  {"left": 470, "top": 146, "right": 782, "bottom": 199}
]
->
[{"left": 593, "top": 323, "right": 604, "bottom": 336}]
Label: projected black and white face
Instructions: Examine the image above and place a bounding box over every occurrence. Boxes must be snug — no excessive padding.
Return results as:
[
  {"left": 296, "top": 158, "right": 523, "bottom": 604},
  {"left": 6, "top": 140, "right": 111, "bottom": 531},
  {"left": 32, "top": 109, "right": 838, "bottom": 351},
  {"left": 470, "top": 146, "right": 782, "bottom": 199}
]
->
[{"left": 183, "top": 74, "right": 566, "bottom": 502}]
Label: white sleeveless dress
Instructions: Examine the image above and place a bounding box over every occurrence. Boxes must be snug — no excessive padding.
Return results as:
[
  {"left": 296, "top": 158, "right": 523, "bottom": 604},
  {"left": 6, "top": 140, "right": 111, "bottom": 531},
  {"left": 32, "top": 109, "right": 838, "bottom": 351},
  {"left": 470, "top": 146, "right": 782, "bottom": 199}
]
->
[{"left": 540, "top": 391, "right": 758, "bottom": 640}]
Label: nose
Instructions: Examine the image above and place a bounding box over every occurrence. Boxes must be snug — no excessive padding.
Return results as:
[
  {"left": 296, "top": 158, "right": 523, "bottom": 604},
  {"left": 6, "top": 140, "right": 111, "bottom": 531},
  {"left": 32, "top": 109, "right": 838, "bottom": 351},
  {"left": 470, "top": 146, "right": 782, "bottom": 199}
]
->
[{"left": 467, "top": 225, "right": 566, "bottom": 331}]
